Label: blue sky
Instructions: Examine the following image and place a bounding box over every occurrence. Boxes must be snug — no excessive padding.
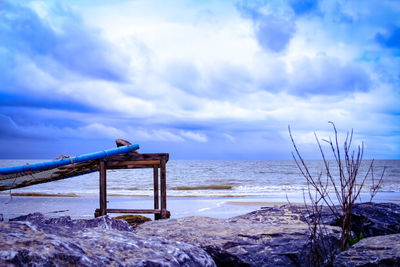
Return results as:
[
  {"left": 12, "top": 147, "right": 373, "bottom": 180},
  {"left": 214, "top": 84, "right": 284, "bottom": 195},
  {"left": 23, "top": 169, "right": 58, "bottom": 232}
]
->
[{"left": 1, "top": 0, "right": 399, "bottom": 159}]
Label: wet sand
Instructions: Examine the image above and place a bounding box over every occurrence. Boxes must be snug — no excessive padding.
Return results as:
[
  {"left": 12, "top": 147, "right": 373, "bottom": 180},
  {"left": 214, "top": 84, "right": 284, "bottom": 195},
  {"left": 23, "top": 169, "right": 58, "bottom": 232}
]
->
[
  {"left": 225, "top": 201, "right": 291, "bottom": 206},
  {"left": 1, "top": 191, "right": 398, "bottom": 221},
  {"left": 0, "top": 195, "right": 274, "bottom": 221}
]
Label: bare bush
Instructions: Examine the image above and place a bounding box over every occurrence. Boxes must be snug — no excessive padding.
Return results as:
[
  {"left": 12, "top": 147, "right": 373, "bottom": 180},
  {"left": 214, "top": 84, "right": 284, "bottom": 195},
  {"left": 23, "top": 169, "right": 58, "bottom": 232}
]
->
[{"left": 289, "top": 122, "right": 385, "bottom": 255}]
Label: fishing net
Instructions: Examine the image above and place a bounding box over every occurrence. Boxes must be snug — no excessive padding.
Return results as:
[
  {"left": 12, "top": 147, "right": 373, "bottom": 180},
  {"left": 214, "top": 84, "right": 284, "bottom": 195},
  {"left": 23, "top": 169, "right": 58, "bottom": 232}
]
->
[{"left": 0, "top": 160, "right": 98, "bottom": 191}]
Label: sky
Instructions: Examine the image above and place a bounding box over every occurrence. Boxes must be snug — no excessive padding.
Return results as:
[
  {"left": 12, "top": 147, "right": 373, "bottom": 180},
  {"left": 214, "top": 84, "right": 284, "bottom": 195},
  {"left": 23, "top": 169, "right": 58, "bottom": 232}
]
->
[{"left": 0, "top": 0, "right": 399, "bottom": 160}]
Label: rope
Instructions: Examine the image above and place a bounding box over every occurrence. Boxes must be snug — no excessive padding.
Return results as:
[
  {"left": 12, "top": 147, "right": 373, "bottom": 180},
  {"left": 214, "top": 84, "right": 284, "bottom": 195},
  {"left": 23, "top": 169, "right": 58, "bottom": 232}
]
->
[
  {"left": 25, "top": 162, "right": 39, "bottom": 181},
  {"left": 6, "top": 162, "right": 33, "bottom": 204},
  {"left": 25, "top": 162, "right": 31, "bottom": 173},
  {"left": 6, "top": 173, "right": 20, "bottom": 204},
  {"left": 4, "top": 155, "right": 74, "bottom": 204},
  {"left": 54, "top": 154, "right": 74, "bottom": 164},
  {"left": 6, "top": 171, "right": 35, "bottom": 204}
]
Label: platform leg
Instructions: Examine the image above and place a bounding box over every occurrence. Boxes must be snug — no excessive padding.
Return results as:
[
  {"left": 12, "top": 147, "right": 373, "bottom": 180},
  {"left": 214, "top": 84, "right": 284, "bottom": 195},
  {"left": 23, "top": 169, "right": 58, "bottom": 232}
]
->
[
  {"left": 99, "top": 161, "right": 107, "bottom": 216},
  {"left": 153, "top": 165, "right": 160, "bottom": 220},
  {"left": 160, "top": 159, "right": 167, "bottom": 219}
]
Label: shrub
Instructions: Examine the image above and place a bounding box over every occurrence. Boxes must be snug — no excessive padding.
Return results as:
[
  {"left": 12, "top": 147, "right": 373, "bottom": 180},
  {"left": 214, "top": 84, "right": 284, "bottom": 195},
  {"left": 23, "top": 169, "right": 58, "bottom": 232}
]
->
[{"left": 288, "top": 122, "right": 385, "bottom": 264}]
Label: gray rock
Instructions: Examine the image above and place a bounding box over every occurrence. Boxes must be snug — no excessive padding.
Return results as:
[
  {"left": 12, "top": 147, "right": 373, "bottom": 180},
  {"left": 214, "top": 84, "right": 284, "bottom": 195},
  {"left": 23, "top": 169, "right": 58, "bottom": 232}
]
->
[
  {"left": 135, "top": 216, "right": 342, "bottom": 266},
  {"left": 347, "top": 202, "right": 400, "bottom": 237},
  {"left": 233, "top": 202, "right": 400, "bottom": 238},
  {"left": 1, "top": 213, "right": 216, "bottom": 267},
  {"left": 228, "top": 204, "right": 306, "bottom": 225},
  {"left": 4, "top": 203, "right": 398, "bottom": 266},
  {"left": 11, "top": 212, "right": 133, "bottom": 232},
  {"left": 227, "top": 203, "right": 400, "bottom": 266},
  {"left": 333, "top": 234, "right": 400, "bottom": 267},
  {"left": 303, "top": 202, "right": 400, "bottom": 238}
]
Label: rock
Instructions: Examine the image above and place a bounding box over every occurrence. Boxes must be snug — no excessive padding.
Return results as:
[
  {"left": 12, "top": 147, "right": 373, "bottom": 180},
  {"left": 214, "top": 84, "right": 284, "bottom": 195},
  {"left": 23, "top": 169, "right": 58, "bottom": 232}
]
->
[
  {"left": 229, "top": 204, "right": 340, "bottom": 228},
  {"left": 3, "top": 203, "right": 397, "bottom": 266},
  {"left": 333, "top": 234, "right": 400, "bottom": 266},
  {"left": 11, "top": 212, "right": 132, "bottom": 232},
  {"left": 114, "top": 214, "right": 152, "bottom": 228},
  {"left": 235, "top": 202, "right": 400, "bottom": 239},
  {"left": 1, "top": 213, "right": 215, "bottom": 267},
  {"left": 299, "top": 202, "right": 400, "bottom": 238},
  {"left": 347, "top": 202, "right": 400, "bottom": 237},
  {"left": 228, "top": 204, "right": 306, "bottom": 225},
  {"left": 135, "top": 216, "right": 342, "bottom": 266}
]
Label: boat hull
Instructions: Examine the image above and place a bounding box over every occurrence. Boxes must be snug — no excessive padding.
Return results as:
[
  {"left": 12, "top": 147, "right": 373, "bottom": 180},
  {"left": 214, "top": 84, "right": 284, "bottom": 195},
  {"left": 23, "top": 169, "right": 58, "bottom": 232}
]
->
[{"left": 0, "top": 144, "right": 139, "bottom": 191}]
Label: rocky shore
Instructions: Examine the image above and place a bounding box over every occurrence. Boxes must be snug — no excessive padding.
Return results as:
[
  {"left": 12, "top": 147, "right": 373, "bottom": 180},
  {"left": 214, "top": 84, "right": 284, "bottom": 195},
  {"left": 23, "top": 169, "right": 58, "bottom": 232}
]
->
[{"left": 1, "top": 202, "right": 399, "bottom": 266}]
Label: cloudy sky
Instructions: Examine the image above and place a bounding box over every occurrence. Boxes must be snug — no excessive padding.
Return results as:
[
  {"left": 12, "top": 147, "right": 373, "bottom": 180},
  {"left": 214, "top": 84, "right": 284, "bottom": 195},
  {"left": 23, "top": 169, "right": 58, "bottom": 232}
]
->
[{"left": 1, "top": 0, "right": 399, "bottom": 159}]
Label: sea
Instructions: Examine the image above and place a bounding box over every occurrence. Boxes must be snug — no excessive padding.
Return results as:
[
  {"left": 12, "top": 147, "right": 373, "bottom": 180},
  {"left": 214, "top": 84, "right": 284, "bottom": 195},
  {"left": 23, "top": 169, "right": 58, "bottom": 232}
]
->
[
  {"left": 1, "top": 159, "right": 399, "bottom": 199},
  {"left": 0, "top": 159, "right": 399, "bottom": 219}
]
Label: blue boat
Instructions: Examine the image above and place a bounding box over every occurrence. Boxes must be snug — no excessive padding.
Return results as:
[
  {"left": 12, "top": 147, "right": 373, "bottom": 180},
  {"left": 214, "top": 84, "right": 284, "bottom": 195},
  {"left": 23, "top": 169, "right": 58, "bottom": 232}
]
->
[{"left": 0, "top": 144, "right": 139, "bottom": 191}]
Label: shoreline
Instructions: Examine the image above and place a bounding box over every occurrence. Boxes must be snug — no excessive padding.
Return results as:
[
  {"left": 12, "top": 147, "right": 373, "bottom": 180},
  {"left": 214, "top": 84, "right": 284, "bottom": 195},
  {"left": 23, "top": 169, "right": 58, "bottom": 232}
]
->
[
  {"left": 0, "top": 195, "right": 299, "bottom": 221},
  {"left": 1, "top": 191, "right": 399, "bottom": 221}
]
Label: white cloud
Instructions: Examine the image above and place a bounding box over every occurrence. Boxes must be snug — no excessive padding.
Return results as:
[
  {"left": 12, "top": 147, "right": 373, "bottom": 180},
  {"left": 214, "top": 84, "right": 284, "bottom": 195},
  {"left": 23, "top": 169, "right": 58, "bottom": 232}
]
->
[
  {"left": 180, "top": 130, "right": 208, "bottom": 142},
  {"left": 2, "top": 0, "right": 399, "bottom": 159},
  {"left": 223, "top": 133, "right": 236, "bottom": 142},
  {"left": 126, "top": 127, "right": 184, "bottom": 142},
  {"left": 79, "top": 123, "right": 126, "bottom": 139}
]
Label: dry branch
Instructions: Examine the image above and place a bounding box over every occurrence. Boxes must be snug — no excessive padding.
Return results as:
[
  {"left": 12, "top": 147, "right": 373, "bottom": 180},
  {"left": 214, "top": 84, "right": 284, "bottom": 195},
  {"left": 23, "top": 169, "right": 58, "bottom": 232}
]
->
[{"left": 288, "top": 122, "right": 386, "bottom": 258}]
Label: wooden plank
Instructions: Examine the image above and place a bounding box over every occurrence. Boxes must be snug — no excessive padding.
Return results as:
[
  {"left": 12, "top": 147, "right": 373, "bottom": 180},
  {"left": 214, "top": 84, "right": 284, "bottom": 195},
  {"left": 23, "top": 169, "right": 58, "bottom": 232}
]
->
[
  {"left": 105, "top": 153, "right": 169, "bottom": 164},
  {"left": 99, "top": 161, "right": 107, "bottom": 216},
  {"left": 160, "top": 159, "right": 167, "bottom": 219},
  {"left": 95, "top": 209, "right": 170, "bottom": 217},
  {"left": 113, "top": 160, "right": 160, "bottom": 166},
  {"left": 108, "top": 153, "right": 168, "bottom": 160},
  {"left": 101, "top": 209, "right": 162, "bottom": 214},
  {"left": 106, "top": 165, "right": 155, "bottom": 170}
]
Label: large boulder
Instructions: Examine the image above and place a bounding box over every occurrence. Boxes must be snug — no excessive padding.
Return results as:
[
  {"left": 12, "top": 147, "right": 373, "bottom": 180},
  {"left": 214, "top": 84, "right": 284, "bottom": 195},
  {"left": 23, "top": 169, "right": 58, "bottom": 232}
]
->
[
  {"left": 1, "top": 213, "right": 215, "bottom": 267},
  {"left": 228, "top": 204, "right": 306, "bottom": 225},
  {"left": 3, "top": 203, "right": 398, "bottom": 266},
  {"left": 333, "top": 234, "right": 400, "bottom": 266},
  {"left": 227, "top": 203, "right": 400, "bottom": 266},
  {"left": 135, "top": 216, "right": 341, "bottom": 266},
  {"left": 232, "top": 202, "right": 400, "bottom": 238},
  {"left": 10, "top": 212, "right": 133, "bottom": 232},
  {"left": 306, "top": 202, "right": 400, "bottom": 238},
  {"left": 346, "top": 202, "right": 400, "bottom": 237}
]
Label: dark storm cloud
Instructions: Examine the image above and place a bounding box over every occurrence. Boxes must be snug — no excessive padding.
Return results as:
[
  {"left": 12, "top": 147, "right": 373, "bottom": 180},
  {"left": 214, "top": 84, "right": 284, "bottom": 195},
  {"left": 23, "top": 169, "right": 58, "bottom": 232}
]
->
[
  {"left": 0, "top": 92, "right": 98, "bottom": 113},
  {"left": 0, "top": 0, "right": 126, "bottom": 126},
  {"left": 255, "top": 16, "right": 296, "bottom": 53},
  {"left": 236, "top": 1, "right": 296, "bottom": 53},
  {"left": 0, "top": 1, "right": 128, "bottom": 82}
]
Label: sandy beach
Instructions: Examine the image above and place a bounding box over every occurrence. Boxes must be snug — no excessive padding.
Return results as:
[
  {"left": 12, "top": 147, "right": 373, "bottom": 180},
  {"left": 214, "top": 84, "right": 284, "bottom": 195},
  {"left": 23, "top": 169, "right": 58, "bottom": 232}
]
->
[
  {"left": 1, "top": 191, "right": 399, "bottom": 221},
  {"left": 0, "top": 195, "right": 288, "bottom": 221}
]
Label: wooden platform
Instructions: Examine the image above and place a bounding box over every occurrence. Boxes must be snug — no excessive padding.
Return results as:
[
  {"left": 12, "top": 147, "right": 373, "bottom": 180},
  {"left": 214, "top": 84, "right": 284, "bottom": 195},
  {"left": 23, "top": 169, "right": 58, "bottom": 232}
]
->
[{"left": 94, "top": 152, "right": 170, "bottom": 220}]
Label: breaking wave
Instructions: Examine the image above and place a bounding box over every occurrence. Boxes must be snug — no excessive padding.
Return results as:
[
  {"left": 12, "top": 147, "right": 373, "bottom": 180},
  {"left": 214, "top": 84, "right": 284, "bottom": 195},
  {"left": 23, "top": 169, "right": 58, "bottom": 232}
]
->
[{"left": 171, "top": 185, "right": 233, "bottom": 190}]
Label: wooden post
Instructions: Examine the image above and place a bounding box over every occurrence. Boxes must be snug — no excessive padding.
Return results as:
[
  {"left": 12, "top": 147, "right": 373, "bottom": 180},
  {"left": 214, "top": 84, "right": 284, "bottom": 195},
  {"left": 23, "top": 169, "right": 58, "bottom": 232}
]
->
[
  {"left": 99, "top": 160, "right": 107, "bottom": 216},
  {"left": 160, "top": 159, "right": 167, "bottom": 219},
  {"left": 153, "top": 164, "right": 160, "bottom": 220}
]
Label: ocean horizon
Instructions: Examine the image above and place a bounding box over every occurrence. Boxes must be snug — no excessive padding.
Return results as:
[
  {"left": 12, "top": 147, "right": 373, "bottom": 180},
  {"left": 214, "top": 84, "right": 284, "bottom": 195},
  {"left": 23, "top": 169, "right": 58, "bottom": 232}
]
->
[
  {"left": 1, "top": 159, "right": 398, "bottom": 197},
  {"left": 1, "top": 159, "right": 399, "bottom": 220}
]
